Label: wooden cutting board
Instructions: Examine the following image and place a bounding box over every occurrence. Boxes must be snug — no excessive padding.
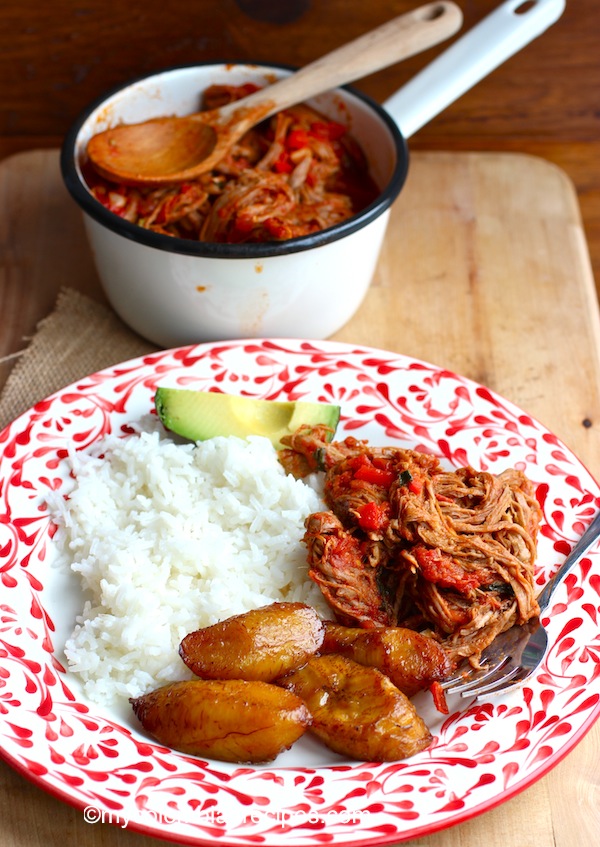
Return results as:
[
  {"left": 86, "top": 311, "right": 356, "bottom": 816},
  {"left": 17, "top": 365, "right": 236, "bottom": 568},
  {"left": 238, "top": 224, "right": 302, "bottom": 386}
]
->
[{"left": 0, "top": 149, "right": 599, "bottom": 847}]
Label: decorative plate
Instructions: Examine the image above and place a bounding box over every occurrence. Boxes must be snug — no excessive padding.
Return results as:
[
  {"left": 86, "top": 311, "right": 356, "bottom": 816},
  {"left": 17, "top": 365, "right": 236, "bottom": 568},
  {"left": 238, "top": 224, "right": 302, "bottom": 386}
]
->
[{"left": 1, "top": 339, "right": 599, "bottom": 846}]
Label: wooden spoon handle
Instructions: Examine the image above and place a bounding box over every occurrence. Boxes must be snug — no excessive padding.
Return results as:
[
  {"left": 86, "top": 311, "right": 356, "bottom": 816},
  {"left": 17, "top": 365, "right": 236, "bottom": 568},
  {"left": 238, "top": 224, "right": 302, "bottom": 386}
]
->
[{"left": 216, "top": 1, "right": 463, "bottom": 128}]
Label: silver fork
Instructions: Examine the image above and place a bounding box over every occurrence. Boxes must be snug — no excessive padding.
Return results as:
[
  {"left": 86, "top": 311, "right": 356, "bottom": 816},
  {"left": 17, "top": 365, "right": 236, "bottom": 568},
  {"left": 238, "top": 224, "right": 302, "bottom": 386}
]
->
[{"left": 442, "top": 509, "right": 600, "bottom": 699}]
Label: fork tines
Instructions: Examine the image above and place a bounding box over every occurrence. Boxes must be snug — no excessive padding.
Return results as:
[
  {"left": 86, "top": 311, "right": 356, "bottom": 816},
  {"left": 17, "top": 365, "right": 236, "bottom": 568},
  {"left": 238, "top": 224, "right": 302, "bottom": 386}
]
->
[{"left": 441, "top": 657, "right": 523, "bottom": 698}]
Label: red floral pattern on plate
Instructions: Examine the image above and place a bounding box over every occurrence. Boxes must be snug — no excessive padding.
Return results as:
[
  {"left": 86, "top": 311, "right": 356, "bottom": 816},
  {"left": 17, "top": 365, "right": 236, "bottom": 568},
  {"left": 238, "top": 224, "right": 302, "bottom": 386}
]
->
[{"left": 1, "top": 339, "right": 599, "bottom": 846}]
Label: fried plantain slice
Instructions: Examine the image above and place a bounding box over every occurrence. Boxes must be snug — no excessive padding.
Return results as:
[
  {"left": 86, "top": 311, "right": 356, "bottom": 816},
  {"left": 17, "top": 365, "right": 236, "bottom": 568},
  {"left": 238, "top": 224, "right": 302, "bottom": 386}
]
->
[
  {"left": 320, "top": 622, "right": 452, "bottom": 696},
  {"left": 179, "top": 601, "right": 325, "bottom": 681},
  {"left": 131, "top": 678, "right": 310, "bottom": 763},
  {"left": 278, "top": 654, "right": 432, "bottom": 761}
]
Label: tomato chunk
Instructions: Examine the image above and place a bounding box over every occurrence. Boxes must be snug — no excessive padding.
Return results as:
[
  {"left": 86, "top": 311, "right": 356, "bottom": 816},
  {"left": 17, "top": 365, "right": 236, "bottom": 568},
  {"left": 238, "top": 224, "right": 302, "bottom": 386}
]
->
[
  {"left": 354, "top": 465, "right": 396, "bottom": 487},
  {"left": 357, "top": 501, "right": 390, "bottom": 532},
  {"left": 348, "top": 455, "right": 395, "bottom": 488},
  {"left": 408, "top": 477, "right": 423, "bottom": 495},
  {"left": 273, "top": 154, "right": 293, "bottom": 174},
  {"left": 413, "top": 546, "right": 481, "bottom": 594},
  {"left": 286, "top": 129, "right": 310, "bottom": 150},
  {"left": 429, "top": 681, "right": 449, "bottom": 715}
]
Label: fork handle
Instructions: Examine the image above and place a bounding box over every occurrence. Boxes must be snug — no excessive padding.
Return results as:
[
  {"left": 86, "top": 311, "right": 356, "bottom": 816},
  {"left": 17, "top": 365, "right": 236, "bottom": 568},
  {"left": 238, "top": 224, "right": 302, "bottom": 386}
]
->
[{"left": 537, "top": 509, "right": 600, "bottom": 612}]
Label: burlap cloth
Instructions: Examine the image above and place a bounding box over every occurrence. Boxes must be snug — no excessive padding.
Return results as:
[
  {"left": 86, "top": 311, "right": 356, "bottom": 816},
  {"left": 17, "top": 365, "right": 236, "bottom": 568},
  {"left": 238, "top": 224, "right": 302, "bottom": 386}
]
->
[{"left": 0, "top": 288, "right": 159, "bottom": 431}]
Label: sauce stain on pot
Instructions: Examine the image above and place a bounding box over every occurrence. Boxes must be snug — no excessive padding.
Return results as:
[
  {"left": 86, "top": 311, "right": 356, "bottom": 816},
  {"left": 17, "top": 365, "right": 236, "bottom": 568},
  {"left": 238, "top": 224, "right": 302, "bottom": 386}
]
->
[{"left": 241, "top": 289, "right": 270, "bottom": 336}]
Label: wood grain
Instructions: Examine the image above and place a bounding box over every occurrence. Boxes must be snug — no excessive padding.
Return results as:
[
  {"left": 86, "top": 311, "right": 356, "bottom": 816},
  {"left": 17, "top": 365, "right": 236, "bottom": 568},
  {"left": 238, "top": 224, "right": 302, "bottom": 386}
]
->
[{"left": 0, "top": 147, "right": 598, "bottom": 847}]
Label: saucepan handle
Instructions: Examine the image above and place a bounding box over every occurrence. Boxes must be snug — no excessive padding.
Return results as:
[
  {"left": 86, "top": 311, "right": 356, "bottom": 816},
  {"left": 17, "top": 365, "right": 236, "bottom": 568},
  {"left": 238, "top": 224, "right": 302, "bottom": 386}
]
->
[{"left": 383, "top": 0, "right": 566, "bottom": 139}]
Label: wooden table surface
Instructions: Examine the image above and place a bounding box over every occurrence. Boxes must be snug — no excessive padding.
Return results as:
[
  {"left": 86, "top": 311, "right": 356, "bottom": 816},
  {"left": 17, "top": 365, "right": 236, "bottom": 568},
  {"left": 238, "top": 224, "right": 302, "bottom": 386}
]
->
[{"left": 1, "top": 2, "right": 599, "bottom": 847}]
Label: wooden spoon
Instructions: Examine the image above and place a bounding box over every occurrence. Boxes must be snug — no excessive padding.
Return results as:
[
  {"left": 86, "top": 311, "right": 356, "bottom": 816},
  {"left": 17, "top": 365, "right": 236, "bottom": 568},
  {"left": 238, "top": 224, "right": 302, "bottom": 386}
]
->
[{"left": 87, "top": 1, "right": 462, "bottom": 185}]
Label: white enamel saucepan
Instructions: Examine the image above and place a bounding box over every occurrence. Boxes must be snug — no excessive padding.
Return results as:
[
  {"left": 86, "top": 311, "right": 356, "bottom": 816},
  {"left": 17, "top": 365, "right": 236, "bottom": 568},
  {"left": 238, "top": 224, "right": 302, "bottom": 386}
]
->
[{"left": 61, "top": 0, "right": 565, "bottom": 348}]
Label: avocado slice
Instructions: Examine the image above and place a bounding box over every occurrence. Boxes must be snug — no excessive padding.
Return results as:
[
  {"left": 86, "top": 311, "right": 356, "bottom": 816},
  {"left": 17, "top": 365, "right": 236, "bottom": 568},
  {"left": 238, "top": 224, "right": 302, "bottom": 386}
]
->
[{"left": 154, "top": 388, "right": 340, "bottom": 448}]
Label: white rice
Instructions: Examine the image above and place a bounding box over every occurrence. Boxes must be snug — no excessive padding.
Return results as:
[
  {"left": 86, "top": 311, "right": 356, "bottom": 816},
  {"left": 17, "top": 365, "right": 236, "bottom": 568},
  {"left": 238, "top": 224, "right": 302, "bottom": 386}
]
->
[{"left": 49, "top": 429, "right": 329, "bottom": 705}]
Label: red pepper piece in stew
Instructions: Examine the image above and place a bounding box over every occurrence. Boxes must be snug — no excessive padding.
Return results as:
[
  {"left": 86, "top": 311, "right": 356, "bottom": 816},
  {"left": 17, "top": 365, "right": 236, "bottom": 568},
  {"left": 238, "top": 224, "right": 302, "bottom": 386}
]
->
[
  {"left": 413, "top": 546, "right": 481, "bottom": 594},
  {"left": 357, "top": 501, "right": 390, "bottom": 533}
]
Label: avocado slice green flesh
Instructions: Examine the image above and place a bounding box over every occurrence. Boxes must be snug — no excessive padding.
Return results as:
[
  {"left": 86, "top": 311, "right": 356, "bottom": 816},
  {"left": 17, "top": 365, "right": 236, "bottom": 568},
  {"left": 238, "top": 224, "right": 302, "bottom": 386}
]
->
[{"left": 155, "top": 388, "right": 341, "bottom": 448}]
